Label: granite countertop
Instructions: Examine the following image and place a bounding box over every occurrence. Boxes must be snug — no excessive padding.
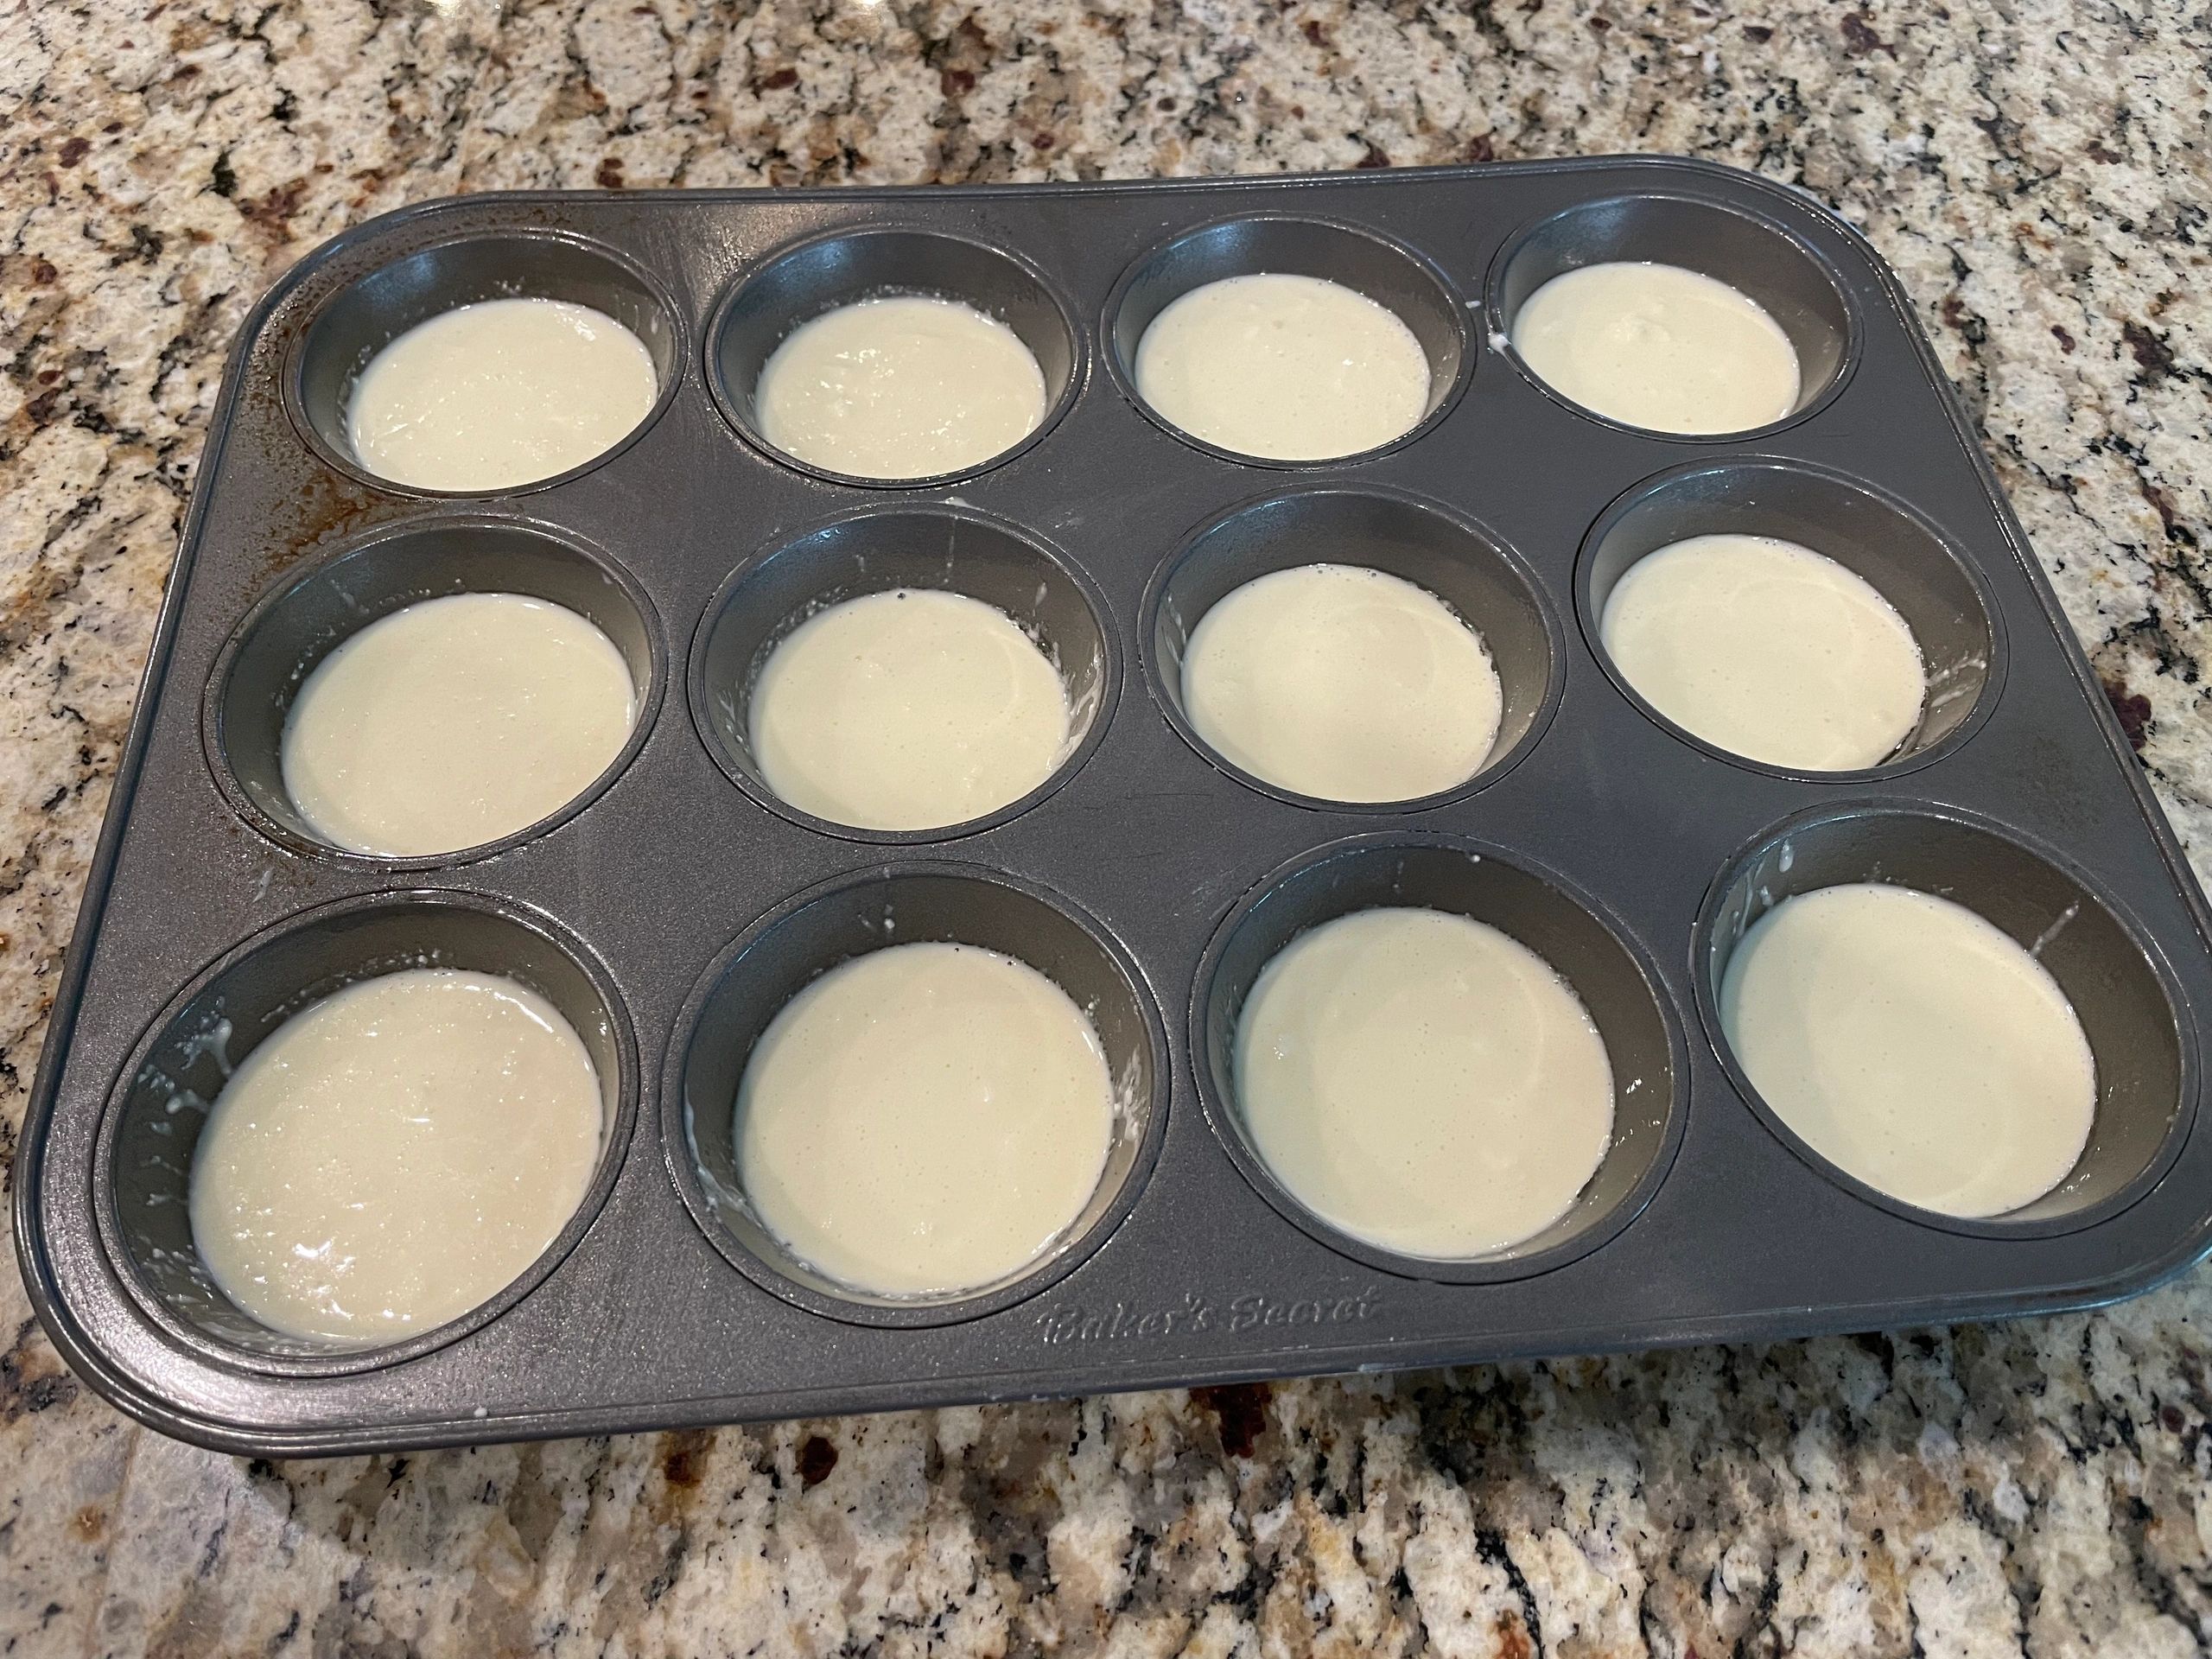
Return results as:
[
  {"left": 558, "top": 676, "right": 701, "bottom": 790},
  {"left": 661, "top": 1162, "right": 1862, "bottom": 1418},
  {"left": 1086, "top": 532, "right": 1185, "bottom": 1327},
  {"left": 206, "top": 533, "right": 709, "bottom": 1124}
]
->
[{"left": 3, "top": 1, "right": 2209, "bottom": 1653}]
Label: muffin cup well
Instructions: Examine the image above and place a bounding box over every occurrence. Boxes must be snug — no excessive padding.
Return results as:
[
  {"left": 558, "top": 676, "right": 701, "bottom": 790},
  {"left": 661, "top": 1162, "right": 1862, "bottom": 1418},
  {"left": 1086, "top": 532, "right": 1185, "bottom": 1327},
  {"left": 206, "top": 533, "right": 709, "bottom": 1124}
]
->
[
  {"left": 706, "top": 226, "right": 1081, "bottom": 487},
  {"left": 1193, "top": 835, "right": 1687, "bottom": 1282},
  {"left": 1105, "top": 215, "right": 1471, "bottom": 467},
  {"left": 690, "top": 506, "right": 1116, "bottom": 842},
  {"left": 1578, "top": 458, "right": 2002, "bottom": 777},
  {"left": 287, "top": 230, "right": 682, "bottom": 495},
  {"left": 1487, "top": 192, "right": 1856, "bottom": 439},
  {"left": 95, "top": 892, "right": 637, "bottom": 1374},
  {"left": 1696, "top": 804, "right": 2194, "bottom": 1236},
  {"left": 204, "top": 515, "right": 663, "bottom": 867},
  {"left": 1143, "top": 488, "right": 1559, "bottom": 809},
  {"left": 665, "top": 866, "right": 1169, "bottom": 1326}
]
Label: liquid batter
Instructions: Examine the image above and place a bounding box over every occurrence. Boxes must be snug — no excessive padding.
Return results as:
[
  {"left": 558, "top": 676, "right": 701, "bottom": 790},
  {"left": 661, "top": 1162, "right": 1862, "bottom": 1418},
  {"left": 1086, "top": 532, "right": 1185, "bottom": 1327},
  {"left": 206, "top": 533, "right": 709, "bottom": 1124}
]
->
[
  {"left": 282, "top": 592, "right": 637, "bottom": 857},
  {"left": 190, "top": 968, "right": 603, "bottom": 1344},
  {"left": 1236, "top": 907, "right": 1615, "bottom": 1257},
  {"left": 1720, "top": 883, "right": 2096, "bottom": 1217},
  {"left": 1182, "top": 563, "right": 1502, "bottom": 803},
  {"left": 346, "top": 297, "right": 658, "bottom": 491},
  {"left": 1600, "top": 533, "right": 1924, "bottom": 770},
  {"left": 1512, "top": 262, "right": 1801, "bottom": 434},
  {"left": 749, "top": 588, "right": 1071, "bottom": 831},
  {"left": 755, "top": 294, "right": 1048, "bottom": 480},
  {"left": 735, "top": 942, "right": 1116, "bottom": 1296},
  {"left": 1135, "top": 273, "right": 1431, "bottom": 460}
]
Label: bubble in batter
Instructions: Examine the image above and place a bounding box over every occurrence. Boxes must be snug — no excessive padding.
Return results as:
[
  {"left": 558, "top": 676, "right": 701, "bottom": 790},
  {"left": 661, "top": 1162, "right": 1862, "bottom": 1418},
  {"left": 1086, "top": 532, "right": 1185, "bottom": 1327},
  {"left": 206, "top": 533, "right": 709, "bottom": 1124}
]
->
[
  {"left": 1600, "top": 533, "right": 1924, "bottom": 770},
  {"left": 347, "top": 297, "right": 658, "bottom": 491},
  {"left": 1135, "top": 273, "right": 1431, "bottom": 460},
  {"left": 1720, "top": 883, "right": 2096, "bottom": 1217},
  {"left": 755, "top": 295, "right": 1048, "bottom": 480},
  {"left": 735, "top": 942, "right": 1116, "bottom": 1296},
  {"left": 1235, "top": 907, "right": 1614, "bottom": 1258},
  {"left": 1181, "top": 563, "right": 1502, "bottom": 803},
  {"left": 281, "top": 592, "right": 637, "bottom": 857},
  {"left": 748, "top": 588, "right": 1071, "bottom": 831},
  {"left": 1512, "top": 262, "right": 1800, "bottom": 435},
  {"left": 189, "top": 968, "right": 604, "bottom": 1344}
]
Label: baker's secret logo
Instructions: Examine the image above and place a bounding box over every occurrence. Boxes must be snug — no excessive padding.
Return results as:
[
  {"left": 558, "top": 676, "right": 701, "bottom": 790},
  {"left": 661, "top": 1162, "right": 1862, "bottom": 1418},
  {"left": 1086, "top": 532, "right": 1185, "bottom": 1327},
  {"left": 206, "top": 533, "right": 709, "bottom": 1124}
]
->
[{"left": 1035, "top": 1287, "right": 1382, "bottom": 1344}]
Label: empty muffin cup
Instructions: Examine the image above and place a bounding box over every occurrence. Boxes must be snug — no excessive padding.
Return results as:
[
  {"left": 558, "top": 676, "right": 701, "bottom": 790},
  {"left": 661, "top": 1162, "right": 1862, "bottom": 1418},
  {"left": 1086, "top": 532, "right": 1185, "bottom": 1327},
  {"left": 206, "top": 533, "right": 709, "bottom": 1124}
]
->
[
  {"left": 668, "top": 867, "right": 1167, "bottom": 1324},
  {"left": 96, "top": 893, "right": 634, "bottom": 1370},
  {"left": 1490, "top": 194, "right": 1854, "bottom": 436},
  {"left": 709, "top": 228, "right": 1080, "bottom": 485},
  {"left": 1194, "top": 836, "right": 1685, "bottom": 1281},
  {"left": 1146, "top": 490, "right": 1557, "bottom": 806},
  {"left": 1698, "top": 804, "right": 2192, "bottom": 1234},
  {"left": 289, "top": 231, "right": 680, "bottom": 493},
  {"left": 207, "top": 518, "right": 661, "bottom": 863},
  {"left": 1580, "top": 459, "right": 1999, "bottom": 774},
  {"left": 1109, "top": 218, "right": 1470, "bottom": 463},
  {"left": 690, "top": 508, "right": 1116, "bottom": 838}
]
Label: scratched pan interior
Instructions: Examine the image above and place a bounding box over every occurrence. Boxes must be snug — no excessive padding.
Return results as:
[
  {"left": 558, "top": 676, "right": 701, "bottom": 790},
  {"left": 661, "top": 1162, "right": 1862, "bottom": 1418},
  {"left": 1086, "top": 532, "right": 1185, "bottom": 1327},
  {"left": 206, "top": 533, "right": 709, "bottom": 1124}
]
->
[{"left": 17, "top": 158, "right": 2212, "bottom": 1455}]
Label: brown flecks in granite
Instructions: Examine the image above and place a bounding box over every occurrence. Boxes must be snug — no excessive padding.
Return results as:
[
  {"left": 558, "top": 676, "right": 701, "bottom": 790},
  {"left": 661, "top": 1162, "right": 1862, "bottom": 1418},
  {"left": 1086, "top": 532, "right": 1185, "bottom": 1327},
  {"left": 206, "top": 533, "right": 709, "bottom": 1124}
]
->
[
  {"left": 2107, "top": 678, "right": 2157, "bottom": 751},
  {"left": 795, "top": 1433, "right": 839, "bottom": 1488},
  {"left": 1195, "top": 1382, "right": 1274, "bottom": 1459},
  {"left": 2140, "top": 479, "right": 2193, "bottom": 545},
  {"left": 1941, "top": 290, "right": 1990, "bottom": 346},
  {"left": 3, "top": 1, "right": 2212, "bottom": 1654},
  {"left": 1841, "top": 10, "right": 1894, "bottom": 56},
  {"left": 238, "top": 183, "right": 315, "bottom": 264},
  {"left": 0, "top": 1318, "right": 77, "bottom": 1422},
  {"left": 2124, "top": 318, "right": 2182, "bottom": 378},
  {"left": 658, "top": 1430, "right": 710, "bottom": 1491}
]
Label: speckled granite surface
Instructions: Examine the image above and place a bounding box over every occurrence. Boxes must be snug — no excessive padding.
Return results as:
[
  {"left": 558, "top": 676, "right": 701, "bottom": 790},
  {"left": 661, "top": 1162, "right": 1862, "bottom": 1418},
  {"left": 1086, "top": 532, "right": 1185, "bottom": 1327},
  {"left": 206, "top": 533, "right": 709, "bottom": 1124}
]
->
[{"left": 2, "top": 1, "right": 2209, "bottom": 1653}]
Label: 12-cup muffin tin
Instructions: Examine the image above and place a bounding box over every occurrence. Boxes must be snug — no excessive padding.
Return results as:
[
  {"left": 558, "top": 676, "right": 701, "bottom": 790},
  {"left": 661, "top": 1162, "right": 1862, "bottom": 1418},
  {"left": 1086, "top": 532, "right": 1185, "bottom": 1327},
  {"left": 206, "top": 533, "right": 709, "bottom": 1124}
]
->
[{"left": 17, "top": 157, "right": 2212, "bottom": 1455}]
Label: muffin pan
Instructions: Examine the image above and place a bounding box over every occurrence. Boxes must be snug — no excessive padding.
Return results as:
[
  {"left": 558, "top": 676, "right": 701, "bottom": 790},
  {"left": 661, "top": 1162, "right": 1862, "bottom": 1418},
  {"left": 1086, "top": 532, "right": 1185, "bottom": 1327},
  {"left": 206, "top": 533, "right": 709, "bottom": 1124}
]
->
[{"left": 16, "top": 157, "right": 2211, "bottom": 1454}]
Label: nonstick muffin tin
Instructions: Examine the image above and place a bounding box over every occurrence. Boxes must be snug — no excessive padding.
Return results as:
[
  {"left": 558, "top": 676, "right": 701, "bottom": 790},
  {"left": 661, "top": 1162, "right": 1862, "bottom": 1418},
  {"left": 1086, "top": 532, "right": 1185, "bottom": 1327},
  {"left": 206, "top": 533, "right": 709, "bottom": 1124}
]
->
[{"left": 18, "top": 157, "right": 2212, "bottom": 1455}]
